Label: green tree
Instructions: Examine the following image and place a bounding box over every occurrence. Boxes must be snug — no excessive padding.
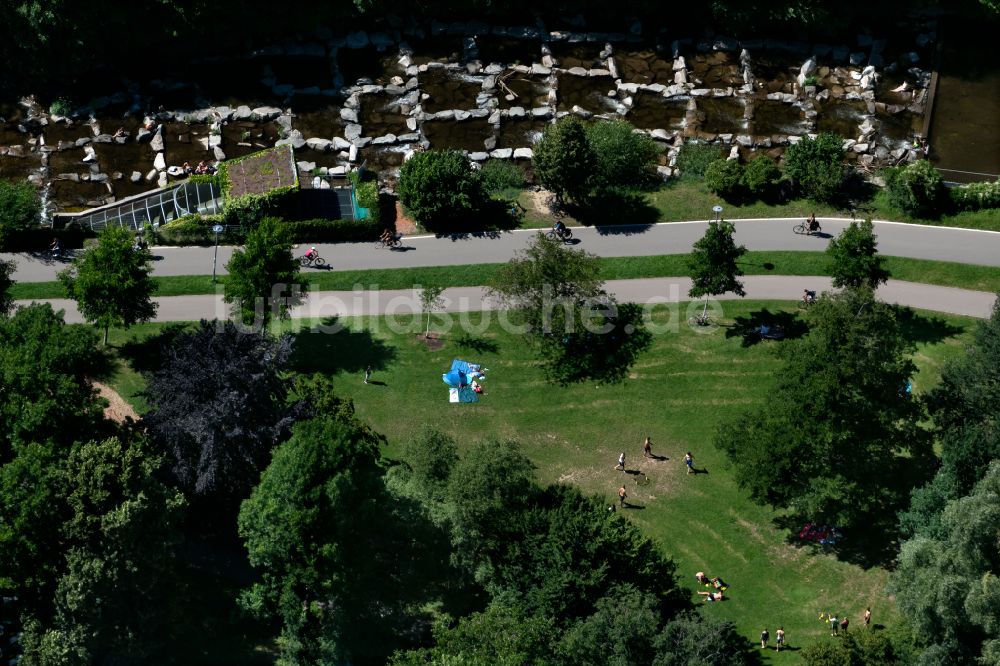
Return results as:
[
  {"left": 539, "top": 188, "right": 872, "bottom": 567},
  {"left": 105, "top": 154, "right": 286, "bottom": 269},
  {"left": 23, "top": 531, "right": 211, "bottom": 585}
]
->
[
  {"left": 532, "top": 116, "right": 595, "bottom": 203},
  {"left": 584, "top": 119, "right": 659, "bottom": 191},
  {"left": 704, "top": 159, "right": 746, "bottom": 201},
  {"left": 239, "top": 415, "right": 429, "bottom": 665},
  {"left": 784, "top": 132, "right": 845, "bottom": 202},
  {"left": 716, "top": 288, "right": 932, "bottom": 533},
  {"left": 0, "top": 257, "right": 15, "bottom": 316},
  {"left": 891, "top": 461, "right": 1000, "bottom": 665},
  {"left": 676, "top": 143, "right": 725, "bottom": 178},
  {"left": 885, "top": 160, "right": 946, "bottom": 218},
  {"left": 18, "top": 436, "right": 185, "bottom": 666},
  {"left": 654, "top": 614, "right": 756, "bottom": 666},
  {"left": 388, "top": 602, "right": 555, "bottom": 666},
  {"left": 558, "top": 583, "right": 664, "bottom": 666},
  {"left": 58, "top": 225, "right": 157, "bottom": 345},
  {"left": 0, "top": 442, "right": 67, "bottom": 611},
  {"left": 0, "top": 304, "right": 106, "bottom": 462},
  {"left": 826, "top": 218, "right": 891, "bottom": 289},
  {"left": 224, "top": 216, "right": 303, "bottom": 327},
  {"left": 420, "top": 285, "right": 446, "bottom": 338},
  {"left": 398, "top": 150, "right": 485, "bottom": 231},
  {"left": 742, "top": 155, "right": 783, "bottom": 197},
  {"left": 687, "top": 220, "right": 747, "bottom": 320},
  {"left": 488, "top": 233, "right": 650, "bottom": 384},
  {"left": 0, "top": 180, "right": 41, "bottom": 244}
]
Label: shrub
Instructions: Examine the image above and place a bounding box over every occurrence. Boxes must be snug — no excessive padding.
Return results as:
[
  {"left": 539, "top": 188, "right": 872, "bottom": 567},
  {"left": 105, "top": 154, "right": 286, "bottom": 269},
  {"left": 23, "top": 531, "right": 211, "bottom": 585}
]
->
[
  {"left": 783, "top": 132, "right": 845, "bottom": 202},
  {"left": 950, "top": 179, "right": 1000, "bottom": 212},
  {"left": 532, "top": 116, "right": 595, "bottom": 203},
  {"left": 584, "top": 119, "right": 659, "bottom": 190},
  {"left": 0, "top": 181, "right": 42, "bottom": 243},
  {"left": 675, "top": 143, "right": 725, "bottom": 178},
  {"left": 884, "top": 160, "right": 946, "bottom": 218},
  {"left": 48, "top": 99, "right": 71, "bottom": 116},
  {"left": 742, "top": 155, "right": 783, "bottom": 196},
  {"left": 398, "top": 150, "right": 485, "bottom": 231},
  {"left": 277, "top": 218, "right": 381, "bottom": 243},
  {"left": 704, "top": 159, "right": 745, "bottom": 200},
  {"left": 155, "top": 215, "right": 243, "bottom": 245},
  {"left": 479, "top": 160, "right": 525, "bottom": 198}
]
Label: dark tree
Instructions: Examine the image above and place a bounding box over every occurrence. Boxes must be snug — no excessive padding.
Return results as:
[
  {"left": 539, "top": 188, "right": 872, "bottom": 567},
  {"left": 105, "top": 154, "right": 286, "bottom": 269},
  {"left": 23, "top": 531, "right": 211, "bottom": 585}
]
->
[
  {"left": 142, "top": 320, "right": 296, "bottom": 505},
  {"left": 826, "top": 218, "right": 891, "bottom": 289},
  {"left": 532, "top": 116, "right": 595, "bottom": 203},
  {"left": 716, "top": 288, "right": 933, "bottom": 533},
  {"left": 0, "top": 180, "right": 41, "bottom": 243},
  {"left": 585, "top": 119, "right": 659, "bottom": 191}
]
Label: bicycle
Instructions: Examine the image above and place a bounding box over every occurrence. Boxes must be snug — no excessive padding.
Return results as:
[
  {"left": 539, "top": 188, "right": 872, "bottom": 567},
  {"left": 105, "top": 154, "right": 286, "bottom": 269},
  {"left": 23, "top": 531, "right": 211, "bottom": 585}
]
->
[
  {"left": 374, "top": 235, "right": 402, "bottom": 249},
  {"left": 688, "top": 313, "right": 714, "bottom": 327},
  {"left": 793, "top": 220, "right": 822, "bottom": 235},
  {"left": 546, "top": 227, "right": 573, "bottom": 242},
  {"left": 298, "top": 253, "right": 325, "bottom": 267}
]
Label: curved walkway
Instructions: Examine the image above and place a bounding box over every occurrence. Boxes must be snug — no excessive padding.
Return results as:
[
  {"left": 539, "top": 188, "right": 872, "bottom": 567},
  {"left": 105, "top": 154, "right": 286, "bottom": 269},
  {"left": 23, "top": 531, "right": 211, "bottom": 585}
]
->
[
  {"left": 5, "top": 217, "right": 1000, "bottom": 283},
  {"left": 18, "top": 276, "right": 996, "bottom": 325}
]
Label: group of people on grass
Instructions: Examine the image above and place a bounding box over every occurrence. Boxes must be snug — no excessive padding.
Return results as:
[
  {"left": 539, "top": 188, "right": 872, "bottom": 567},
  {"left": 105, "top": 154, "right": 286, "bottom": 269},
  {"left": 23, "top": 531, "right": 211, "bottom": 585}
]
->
[{"left": 614, "top": 437, "right": 693, "bottom": 508}]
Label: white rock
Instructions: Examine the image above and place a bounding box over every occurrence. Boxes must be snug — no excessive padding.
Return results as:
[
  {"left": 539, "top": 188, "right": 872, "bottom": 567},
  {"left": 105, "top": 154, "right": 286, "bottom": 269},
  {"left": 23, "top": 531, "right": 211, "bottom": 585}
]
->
[
  {"left": 372, "top": 134, "right": 396, "bottom": 145},
  {"left": 306, "top": 138, "right": 332, "bottom": 151},
  {"left": 513, "top": 147, "right": 533, "bottom": 159},
  {"left": 82, "top": 146, "right": 97, "bottom": 163},
  {"left": 349, "top": 145, "right": 358, "bottom": 162},
  {"left": 130, "top": 171, "right": 142, "bottom": 183},
  {"left": 213, "top": 146, "right": 226, "bottom": 161},
  {"left": 153, "top": 152, "right": 166, "bottom": 170},
  {"left": 145, "top": 169, "right": 158, "bottom": 182},
  {"left": 469, "top": 151, "right": 489, "bottom": 161},
  {"left": 490, "top": 148, "right": 514, "bottom": 159},
  {"left": 157, "top": 172, "right": 168, "bottom": 188},
  {"left": 297, "top": 160, "right": 317, "bottom": 172},
  {"left": 340, "top": 108, "right": 359, "bottom": 123}
]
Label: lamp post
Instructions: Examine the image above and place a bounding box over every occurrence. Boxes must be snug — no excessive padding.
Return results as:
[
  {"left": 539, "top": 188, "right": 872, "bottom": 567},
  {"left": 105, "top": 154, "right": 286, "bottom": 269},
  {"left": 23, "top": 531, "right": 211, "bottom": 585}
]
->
[
  {"left": 211, "top": 224, "right": 224, "bottom": 283},
  {"left": 712, "top": 205, "right": 724, "bottom": 223}
]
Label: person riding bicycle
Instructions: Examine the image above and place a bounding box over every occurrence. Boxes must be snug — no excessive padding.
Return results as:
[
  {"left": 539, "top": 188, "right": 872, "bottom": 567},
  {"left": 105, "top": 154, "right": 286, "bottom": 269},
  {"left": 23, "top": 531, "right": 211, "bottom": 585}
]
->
[
  {"left": 807, "top": 213, "right": 819, "bottom": 233},
  {"left": 379, "top": 229, "right": 395, "bottom": 244},
  {"left": 803, "top": 289, "right": 817, "bottom": 305},
  {"left": 553, "top": 219, "right": 568, "bottom": 239},
  {"left": 305, "top": 246, "right": 318, "bottom": 260},
  {"left": 49, "top": 237, "right": 61, "bottom": 257}
]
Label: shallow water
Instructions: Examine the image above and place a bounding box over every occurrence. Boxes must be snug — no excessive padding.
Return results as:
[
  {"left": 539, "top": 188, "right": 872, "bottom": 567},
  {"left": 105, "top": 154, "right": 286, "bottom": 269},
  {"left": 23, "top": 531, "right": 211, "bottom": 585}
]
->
[
  {"left": 816, "top": 100, "right": 868, "bottom": 139},
  {"left": 695, "top": 97, "right": 747, "bottom": 134},
  {"left": 556, "top": 73, "right": 617, "bottom": 114},
  {"left": 422, "top": 118, "right": 494, "bottom": 151},
  {"left": 419, "top": 69, "right": 482, "bottom": 112},
  {"left": 627, "top": 93, "right": 688, "bottom": 130},
  {"left": 749, "top": 100, "right": 806, "bottom": 136},
  {"left": 615, "top": 49, "right": 674, "bottom": 85}
]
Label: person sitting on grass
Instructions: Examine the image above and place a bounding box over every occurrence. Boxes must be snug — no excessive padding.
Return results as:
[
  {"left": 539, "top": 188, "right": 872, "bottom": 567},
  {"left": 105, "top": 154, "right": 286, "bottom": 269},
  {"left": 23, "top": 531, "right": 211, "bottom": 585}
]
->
[
  {"left": 695, "top": 571, "right": 709, "bottom": 585},
  {"left": 711, "top": 576, "right": 729, "bottom": 591},
  {"left": 698, "top": 591, "right": 725, "bottom": 602}
]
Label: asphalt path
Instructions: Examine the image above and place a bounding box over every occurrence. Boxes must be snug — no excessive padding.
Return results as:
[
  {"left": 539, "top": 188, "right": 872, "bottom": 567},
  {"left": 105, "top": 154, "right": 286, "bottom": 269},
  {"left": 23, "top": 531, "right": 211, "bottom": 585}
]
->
[
  {"left": 5, "top": 217, "right": 1000, "bottom": 283},
  {"left": 19, "top": 277, "right": 996, "bottom": 324}
]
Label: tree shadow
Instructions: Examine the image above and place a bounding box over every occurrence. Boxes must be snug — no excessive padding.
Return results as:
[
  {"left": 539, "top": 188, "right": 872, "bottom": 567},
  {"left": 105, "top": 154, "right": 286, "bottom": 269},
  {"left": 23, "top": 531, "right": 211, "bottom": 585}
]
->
[
  {"left": 118, "top": 323, "right": 192, "bottom": 374},
  {"left": 291, "top": 316, "right": 398, "bottom": 375},
  {"left": 430, "top": 199, "right": 521, "bottom": 237},
  {"left": 569, "top": 188, "right": 659, "bottom": 234},
  {"left": 453, "top": 332, "right": 500, "bottom": 354},
  {"left": 774, "top": 515, "right": 899, "bottom": 569},
  {"left": 726, "top": 308, "right": 809, "bottom": 348},
  {"left": 893, "top": 306, "right": 965, "bottom": 345}
]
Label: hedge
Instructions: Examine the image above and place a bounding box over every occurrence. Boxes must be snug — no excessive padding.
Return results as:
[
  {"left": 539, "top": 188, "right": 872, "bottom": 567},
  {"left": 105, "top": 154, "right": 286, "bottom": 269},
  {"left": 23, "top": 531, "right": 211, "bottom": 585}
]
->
[
  {"left": 1, "top": 224, "right": 95, "bottom": 252},
  {"left": 277, "top": 217, "right": 381, "bottom": 243},
  {"left": 950, "top": 179, "right": 1000, "bottom": 212}
]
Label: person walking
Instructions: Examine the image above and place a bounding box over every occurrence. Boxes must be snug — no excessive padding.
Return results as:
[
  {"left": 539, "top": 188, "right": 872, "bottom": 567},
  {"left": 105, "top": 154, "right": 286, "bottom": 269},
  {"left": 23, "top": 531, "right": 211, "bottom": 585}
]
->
[
  {"left": 643, "top": 436, "right": 653, "bottom": 458},
  {"left": 684, "top": 452, "right": 694, "bottom": 474},
  {"left": 775, "top": 627, "right": 785, "bottom": 651},
  {"left": 864, "top": 607, "right": 871, "bottom": 628},
  {"left": 364, "top": 365, "right": 372, "bottom": 384},
  {"left": 618, "top": 485, "right": 627, "bottom": 507},
  {"left": 840, "top": 616, "right": 849, "bottom": 633},
  {"left": 616, "top": 452, "right": 626, "bottom": 471},
  {"left": 760, "top": 628, "right": 769, "bottom": 649},
  {"left": 829, "top": 615, "right": 839, "bottom": 636}
]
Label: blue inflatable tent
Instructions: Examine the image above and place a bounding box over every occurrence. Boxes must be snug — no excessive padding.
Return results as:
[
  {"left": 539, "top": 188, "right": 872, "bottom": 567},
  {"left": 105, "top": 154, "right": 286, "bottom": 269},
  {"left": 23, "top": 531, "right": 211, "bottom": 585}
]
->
[{"left": 442, "top": 359, "right": 473, "bottom": 388}]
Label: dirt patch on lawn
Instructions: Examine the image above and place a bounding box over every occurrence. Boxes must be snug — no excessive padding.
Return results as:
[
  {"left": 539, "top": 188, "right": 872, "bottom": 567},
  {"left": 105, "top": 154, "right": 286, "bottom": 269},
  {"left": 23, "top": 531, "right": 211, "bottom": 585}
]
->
[
  {"left": 420, "top": 333, "right": 445, "bottom": 350},
  {"left": 93, "top": 380, "right": 140, "bottom": 424}
]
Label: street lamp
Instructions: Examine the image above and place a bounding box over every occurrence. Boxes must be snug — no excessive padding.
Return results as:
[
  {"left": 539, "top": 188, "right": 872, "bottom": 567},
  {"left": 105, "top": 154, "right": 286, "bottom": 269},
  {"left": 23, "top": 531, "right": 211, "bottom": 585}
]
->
[
  {"left": 712, "top": 205, "right": 724, "bottom": 223},
  {"left": 212, "top": 224, "right": 224, "bottom": 283}
]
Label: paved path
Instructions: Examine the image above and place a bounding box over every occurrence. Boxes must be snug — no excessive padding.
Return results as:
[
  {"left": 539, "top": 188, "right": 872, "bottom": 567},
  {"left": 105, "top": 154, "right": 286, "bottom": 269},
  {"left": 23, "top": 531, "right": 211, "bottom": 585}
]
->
[
  {"left": 18, "top": 276, "right": 996, "bottom": 324},
  {"left": 6, "top": 217, "right": 1000, "bottom": 282}
]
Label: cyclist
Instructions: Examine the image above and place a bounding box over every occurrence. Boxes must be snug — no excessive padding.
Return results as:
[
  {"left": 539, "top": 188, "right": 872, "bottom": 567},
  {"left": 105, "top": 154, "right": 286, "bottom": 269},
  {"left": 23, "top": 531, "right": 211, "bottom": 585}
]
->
[
  {"left": 802, "top": 289, "right": 817, "bottom": 306},
  {"left": 379, "top": 229, "right": 395, "bottom": 245},
  {"left": 49, "top": 237, "right": 61, "bottom": 257},
  {"left": 553, "top": 218, "right": 568, "bottom": 240},
  {"left": 807, "top": 213, "right": 819, "bottom": 233},
  {"left": 305, "top": 246, "right": 318, "bottom": 260}
]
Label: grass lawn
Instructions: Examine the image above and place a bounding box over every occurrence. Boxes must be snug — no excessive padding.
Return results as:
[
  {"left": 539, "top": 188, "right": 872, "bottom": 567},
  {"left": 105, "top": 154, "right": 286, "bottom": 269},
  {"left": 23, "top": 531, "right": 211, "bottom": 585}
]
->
[
  {"left": 519, "top": 179, "right": 1000, "bottom": 232},
  {"left": 15, "top": 252, "right": 1000, "bottom": 300},
  {"left": 103, "top": 300, "right": 976, "bottom": 661}
]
